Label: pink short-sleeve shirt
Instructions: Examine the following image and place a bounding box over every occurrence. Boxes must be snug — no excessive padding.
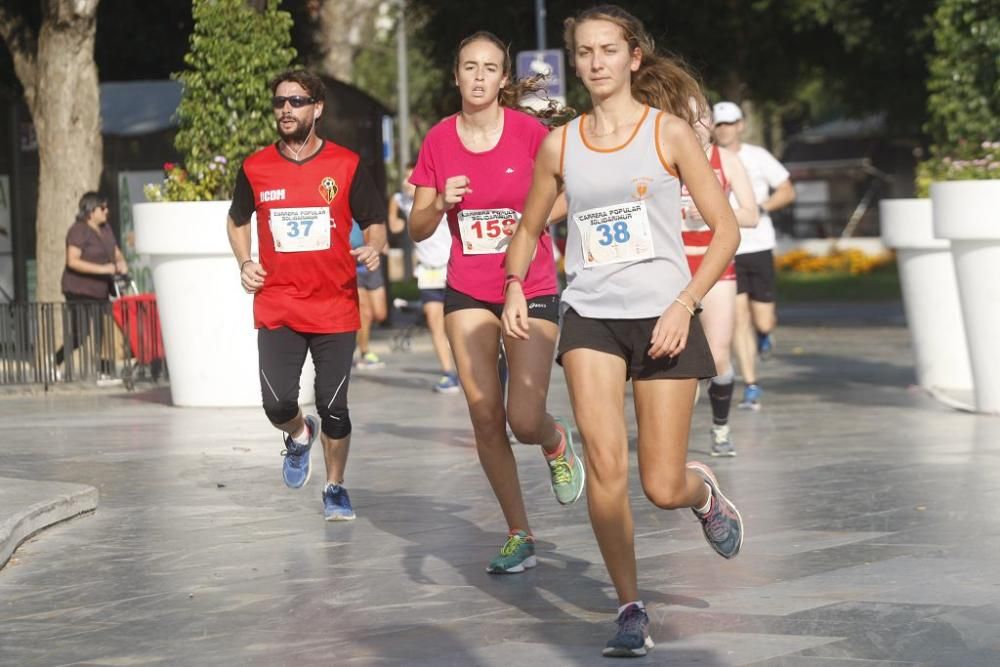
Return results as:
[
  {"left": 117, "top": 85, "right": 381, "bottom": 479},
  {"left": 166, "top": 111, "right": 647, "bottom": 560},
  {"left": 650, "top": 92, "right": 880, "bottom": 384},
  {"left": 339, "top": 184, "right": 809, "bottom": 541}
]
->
[{"left": 409, "top": 107, "right": 557, "bottom": 303}]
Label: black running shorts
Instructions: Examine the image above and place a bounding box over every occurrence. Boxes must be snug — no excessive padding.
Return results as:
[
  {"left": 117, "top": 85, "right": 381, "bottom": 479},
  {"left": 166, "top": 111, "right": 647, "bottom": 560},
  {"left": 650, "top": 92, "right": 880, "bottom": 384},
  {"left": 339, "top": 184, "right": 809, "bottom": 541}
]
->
[
  {"left": 444, "top": 286, "right": 560, "bottom": 324},
  {"left": 557, "top": 308, "right": 716, "bottom": 381},
  {"left": 734, "top": 249, "right": 776, "bottom": 303}
]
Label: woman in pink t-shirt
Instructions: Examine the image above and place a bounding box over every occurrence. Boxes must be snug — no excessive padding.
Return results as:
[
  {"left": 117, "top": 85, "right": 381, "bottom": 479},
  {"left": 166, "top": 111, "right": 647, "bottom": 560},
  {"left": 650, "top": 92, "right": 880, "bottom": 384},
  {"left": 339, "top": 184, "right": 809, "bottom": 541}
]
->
[{"left": 409, "top": 31, "right": 585, "bottom": 574}]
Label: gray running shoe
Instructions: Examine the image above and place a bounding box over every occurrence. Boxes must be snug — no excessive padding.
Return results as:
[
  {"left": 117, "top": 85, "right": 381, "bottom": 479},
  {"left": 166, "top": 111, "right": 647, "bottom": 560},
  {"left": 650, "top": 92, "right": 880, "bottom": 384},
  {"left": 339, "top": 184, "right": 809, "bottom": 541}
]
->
[
  {"left": 603, "top": 603, "right": 654, "bottom": 657},
  {"left": 710, "top": 424, "right": 736, "bottom": 457},
  {"left": 687, "top": 461, "right": 744, "bottom": 559}
]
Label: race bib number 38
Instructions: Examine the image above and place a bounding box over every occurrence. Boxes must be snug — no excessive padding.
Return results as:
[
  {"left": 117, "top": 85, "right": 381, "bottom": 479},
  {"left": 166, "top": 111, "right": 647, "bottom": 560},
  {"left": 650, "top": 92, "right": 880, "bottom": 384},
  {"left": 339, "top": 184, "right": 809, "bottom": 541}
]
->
[
  {"left": 574, "top": 201, "right": 654, "bottom": 267},
  {"left": 457, "top": 208, "right": 519, "bottom": 255},
  {"left": 270, "top": 207, "right": 332, "bottom": 253}
]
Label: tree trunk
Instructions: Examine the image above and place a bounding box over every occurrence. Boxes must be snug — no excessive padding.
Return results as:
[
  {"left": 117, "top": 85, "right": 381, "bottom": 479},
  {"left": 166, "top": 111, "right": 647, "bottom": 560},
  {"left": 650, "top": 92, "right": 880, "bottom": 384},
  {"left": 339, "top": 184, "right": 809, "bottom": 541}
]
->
[
  {"left": 32, "top": 7, "right": 103, "bottom": 302},
  {"left": 315, "top": 0, "right": 381, "bottom": 81}
]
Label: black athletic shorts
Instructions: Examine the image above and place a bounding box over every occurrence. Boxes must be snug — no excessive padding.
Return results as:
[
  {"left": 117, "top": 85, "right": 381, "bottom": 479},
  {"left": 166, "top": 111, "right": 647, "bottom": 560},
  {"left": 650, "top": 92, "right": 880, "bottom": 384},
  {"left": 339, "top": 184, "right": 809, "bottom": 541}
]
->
[
  {"left": 735, "top": 249, "right": 776, "bottom": 303},
  {"left": 444, "top": 285, "right": 560, "bottom": 324},
  {"left": 557, "top": 308, "right": 716, "bottom": 381},
  {"left": 420, "top": 288, "right": 446, "bottom": 305},
  {"left": 258, "top": 326, "right": 356, "bottom": 418}
]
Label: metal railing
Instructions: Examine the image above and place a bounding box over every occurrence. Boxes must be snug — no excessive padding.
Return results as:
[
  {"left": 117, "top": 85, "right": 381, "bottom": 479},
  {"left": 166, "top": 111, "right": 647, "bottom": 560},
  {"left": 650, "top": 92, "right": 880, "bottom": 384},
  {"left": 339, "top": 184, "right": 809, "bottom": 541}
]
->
[{"left": 0, "top": 299, "right": 166, "bottom": 389}]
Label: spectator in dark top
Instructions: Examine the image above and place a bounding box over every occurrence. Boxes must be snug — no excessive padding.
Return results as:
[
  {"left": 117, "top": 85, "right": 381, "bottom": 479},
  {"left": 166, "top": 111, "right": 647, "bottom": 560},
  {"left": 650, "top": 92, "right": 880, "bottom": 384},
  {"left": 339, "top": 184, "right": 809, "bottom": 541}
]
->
[{"left": 54, "top": 192, "right": 128, "bottom": 375}]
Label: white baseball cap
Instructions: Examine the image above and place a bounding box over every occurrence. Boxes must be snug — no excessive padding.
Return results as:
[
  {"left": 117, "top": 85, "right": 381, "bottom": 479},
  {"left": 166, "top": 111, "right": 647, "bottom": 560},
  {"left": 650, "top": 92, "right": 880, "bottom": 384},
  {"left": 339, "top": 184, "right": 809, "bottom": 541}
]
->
[{"left": 713, "top": 101, "right": 743, "bottom": 124}]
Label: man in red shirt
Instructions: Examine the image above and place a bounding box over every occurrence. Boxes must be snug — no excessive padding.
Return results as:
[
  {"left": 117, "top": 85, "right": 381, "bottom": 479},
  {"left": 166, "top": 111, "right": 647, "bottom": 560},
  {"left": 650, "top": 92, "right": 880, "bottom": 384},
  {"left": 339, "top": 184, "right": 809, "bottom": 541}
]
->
[{"left": 226, "top": 69, "right": 387, "bottom": 521}]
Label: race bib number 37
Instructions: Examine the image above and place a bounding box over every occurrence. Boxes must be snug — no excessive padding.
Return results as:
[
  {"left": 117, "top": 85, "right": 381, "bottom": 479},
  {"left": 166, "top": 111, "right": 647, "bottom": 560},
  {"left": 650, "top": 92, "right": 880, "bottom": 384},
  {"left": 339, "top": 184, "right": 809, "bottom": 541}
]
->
[
  {"left": 574, "top": 201, "right": 654, "bottom": 267},
  {"left": 270, "top": 207, "right": 332, "bottom": 253},
  {"left": 457, "top": 208, "right": 519, "bottom": 255}
]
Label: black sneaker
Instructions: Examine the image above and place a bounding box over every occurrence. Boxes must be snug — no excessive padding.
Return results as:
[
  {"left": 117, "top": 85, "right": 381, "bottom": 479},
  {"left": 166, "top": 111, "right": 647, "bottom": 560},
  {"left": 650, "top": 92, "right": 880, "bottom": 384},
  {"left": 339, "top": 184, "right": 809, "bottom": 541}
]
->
[{"left": 602, "top": 603, "right": 654, "bottom": 658}]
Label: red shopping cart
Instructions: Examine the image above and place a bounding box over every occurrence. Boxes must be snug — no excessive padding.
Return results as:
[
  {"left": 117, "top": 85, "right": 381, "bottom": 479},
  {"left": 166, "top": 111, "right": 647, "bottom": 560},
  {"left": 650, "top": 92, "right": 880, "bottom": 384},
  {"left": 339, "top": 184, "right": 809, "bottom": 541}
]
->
[{"left": 111, "top": 276, "right": 166, "bottom": 389}]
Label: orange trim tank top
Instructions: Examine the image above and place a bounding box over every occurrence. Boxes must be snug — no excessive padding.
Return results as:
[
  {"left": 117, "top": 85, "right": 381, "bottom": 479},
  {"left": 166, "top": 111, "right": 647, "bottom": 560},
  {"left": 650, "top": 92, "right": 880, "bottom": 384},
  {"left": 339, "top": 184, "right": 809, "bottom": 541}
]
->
[{"left": 561, "top": 107, "right": 690, "bottom": 319}]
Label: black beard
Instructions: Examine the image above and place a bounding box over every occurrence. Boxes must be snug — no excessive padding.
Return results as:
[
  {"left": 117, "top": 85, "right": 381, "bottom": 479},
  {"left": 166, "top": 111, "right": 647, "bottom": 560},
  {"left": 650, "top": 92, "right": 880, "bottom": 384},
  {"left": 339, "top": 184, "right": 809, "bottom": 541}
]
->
[{"left": 277, "top": 116, "right": 312, "bottom": 144}]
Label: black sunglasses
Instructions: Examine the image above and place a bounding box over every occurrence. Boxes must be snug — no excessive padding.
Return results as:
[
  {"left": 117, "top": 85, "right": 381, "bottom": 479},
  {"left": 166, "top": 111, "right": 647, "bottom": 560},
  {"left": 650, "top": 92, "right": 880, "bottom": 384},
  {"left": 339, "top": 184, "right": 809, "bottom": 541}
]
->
[{"left": 272, "top": 95, "right": 315, "bottom": 109}]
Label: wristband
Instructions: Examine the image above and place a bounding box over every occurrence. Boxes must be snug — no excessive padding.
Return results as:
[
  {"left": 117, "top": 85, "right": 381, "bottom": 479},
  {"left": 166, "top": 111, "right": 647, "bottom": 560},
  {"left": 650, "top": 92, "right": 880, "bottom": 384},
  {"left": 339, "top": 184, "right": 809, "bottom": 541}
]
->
[
  {"left": 503, "top": 274, "right": 523, "bottom": 296},
  {"left": 240, "top": 259, "right": 253, "bottom": 272}
]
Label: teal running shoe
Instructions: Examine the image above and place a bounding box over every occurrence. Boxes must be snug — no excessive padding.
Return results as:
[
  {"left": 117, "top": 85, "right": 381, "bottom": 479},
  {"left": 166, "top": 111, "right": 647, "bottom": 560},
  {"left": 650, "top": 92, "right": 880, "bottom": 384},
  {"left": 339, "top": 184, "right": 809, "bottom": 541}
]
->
[
  {"left": 547, "top": 417, "right": 586, "bottom": 505},
  {"left": 486, "top": 530, "right": 536, "bottom": 574}
]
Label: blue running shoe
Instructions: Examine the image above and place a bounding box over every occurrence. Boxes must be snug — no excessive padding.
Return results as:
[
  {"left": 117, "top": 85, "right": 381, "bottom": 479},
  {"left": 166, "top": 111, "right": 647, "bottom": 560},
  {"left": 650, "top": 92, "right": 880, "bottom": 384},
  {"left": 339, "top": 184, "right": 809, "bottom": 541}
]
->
[
  {"left": 758, "top": 332, "right": 774, "bottom": 359},
  {"left": 323, "top": 484, "right": 356, "bottom": 521},
  {"left": 281, "top": 415, "right": 317, "bottom": 489},
  {"left": 738, "top": 383, "right": 762, "bottom": 411},
  {"left": 433, "top": 371, "right": 460, "bottom": 394},
  {"left": 603, "top": 603, "right": 654, "bottom": 657}
]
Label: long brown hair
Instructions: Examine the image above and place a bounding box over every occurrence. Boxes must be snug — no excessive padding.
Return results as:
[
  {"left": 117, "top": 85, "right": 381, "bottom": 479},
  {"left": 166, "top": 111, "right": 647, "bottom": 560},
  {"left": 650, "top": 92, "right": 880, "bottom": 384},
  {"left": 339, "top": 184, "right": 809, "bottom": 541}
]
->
[
  {"left": 453, "top": 31, "right": 572, "bottom": 121},
  {"left": 563, "top": 5, "right": 706, "bottom": 127}
]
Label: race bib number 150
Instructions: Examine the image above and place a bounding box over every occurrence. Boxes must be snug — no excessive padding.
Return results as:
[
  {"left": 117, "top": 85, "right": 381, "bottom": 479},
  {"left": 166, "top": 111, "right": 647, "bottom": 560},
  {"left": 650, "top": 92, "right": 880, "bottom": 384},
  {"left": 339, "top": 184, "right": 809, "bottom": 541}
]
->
[
  {"left": 574, "top": 201, "right": 654, "bottom": 267},
  {"left": 457, "top": 208, "right": 520, "bottom": 255},
  {"left": 270, "top": 206, "right": 332, "bottom": 253}
]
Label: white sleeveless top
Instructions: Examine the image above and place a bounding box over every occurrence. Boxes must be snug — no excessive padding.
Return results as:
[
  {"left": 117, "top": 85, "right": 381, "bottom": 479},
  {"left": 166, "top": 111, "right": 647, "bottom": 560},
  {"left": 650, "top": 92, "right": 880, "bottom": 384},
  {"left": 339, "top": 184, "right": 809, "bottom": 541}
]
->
[
  {"left": 395, "top": 192, "right": 451, "bottom": 268},
  {"left": 561, "top": 106, "right": 690, "bottom": 319}
]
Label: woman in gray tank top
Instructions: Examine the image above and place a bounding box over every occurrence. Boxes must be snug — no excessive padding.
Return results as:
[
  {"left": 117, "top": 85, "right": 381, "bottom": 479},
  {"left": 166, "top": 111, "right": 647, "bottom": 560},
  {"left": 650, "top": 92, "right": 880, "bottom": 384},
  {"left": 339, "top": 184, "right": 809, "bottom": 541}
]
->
[{"left": 501, "top": 5, "right": 746, "bottom": 659}]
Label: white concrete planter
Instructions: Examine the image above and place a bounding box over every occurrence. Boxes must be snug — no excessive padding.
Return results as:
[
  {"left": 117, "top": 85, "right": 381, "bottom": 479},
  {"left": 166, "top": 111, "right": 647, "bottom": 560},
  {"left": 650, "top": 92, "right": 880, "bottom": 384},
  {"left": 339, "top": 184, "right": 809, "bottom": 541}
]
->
[
  {"left": 932, "top": 180, "right": 1000, "bottom": 414},
  {"left": 134, "top": 201, "right": 314, "bottom": 407},
  {"left": 880, "top": 199, "right": 972, "bottom": 393}
]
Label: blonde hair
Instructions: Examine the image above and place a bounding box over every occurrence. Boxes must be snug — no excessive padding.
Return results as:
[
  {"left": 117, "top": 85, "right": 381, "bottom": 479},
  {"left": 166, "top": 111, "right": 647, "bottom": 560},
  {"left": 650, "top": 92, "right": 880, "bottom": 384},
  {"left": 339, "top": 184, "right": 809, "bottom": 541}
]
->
[
  {"left": 563, "top": 4, "right": 707, "bottom": 127},
  {"left": 453, "top": 31, "right": 573, "bottom": 121}
]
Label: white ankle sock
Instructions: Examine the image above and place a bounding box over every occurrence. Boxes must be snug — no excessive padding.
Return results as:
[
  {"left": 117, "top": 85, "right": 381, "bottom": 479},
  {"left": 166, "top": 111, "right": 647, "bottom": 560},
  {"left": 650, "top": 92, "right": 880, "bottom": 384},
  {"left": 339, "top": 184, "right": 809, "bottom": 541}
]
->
[
  {"left": 290, "top": 424, "right": 309, "bottom": 445},
  {"left": 618, "top": 600, "right": 645, "bottom": 616},
  {"left": 694, "top": 483, "right": 713, "bottom": 515}
]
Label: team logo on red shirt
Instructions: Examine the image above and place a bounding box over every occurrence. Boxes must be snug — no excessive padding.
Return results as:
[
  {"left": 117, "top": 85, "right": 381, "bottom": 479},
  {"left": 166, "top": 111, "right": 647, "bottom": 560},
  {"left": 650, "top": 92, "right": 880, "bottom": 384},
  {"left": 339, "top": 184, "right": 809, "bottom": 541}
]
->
[{"left": 319, "top": 177, "right": 338, "bottom": 204}]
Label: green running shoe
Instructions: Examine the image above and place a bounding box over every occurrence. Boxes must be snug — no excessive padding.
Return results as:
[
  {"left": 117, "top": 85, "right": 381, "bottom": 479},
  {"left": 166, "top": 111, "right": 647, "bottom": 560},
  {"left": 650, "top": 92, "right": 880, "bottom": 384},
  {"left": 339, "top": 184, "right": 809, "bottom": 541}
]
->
[
  {"left": 547, "top": 417, "right": 586, "bottom": 505},
  {"left": 486, "top": 531, "right": 536, "bottom": 574}
]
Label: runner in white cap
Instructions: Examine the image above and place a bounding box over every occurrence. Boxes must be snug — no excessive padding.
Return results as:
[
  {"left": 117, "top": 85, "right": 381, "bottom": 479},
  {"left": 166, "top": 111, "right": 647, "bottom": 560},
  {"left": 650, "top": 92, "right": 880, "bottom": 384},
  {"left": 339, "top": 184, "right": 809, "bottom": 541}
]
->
[
  {"left": 681, "top": 102, "right": 758, "bottom": 456},
  {"left": 712, "top": 100, "right": 796, "bottom": 410}
]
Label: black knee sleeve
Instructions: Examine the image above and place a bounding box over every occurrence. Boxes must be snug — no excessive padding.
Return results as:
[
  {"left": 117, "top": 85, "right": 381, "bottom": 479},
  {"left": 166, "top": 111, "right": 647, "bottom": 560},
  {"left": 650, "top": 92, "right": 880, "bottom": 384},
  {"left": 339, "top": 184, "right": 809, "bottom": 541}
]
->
[
  {"left": 263, "top": 400, "right": 298, "bottom": 426},
  {"left": 319, "top": 408, "right": 352, "bottom": 439},
  {"left": 708, "top": 379, "right": 734, "bottom": 426}
]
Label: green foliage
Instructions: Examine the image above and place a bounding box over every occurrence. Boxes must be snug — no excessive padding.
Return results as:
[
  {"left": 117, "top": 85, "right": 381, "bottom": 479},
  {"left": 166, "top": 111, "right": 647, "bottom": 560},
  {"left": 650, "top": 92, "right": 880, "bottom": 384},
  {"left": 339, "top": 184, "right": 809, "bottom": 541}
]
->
[
  {"left": 407, "top": 0, "right": 935, "bottom": 136},
  {"left": 776, "top": 265, "right": 901, "bottom": 302},
  {"left": 144, "top": 158, "right": 231, "bottom": 202},
  {"left": 146, "top": 0, "right": 296, "bottom": 201},
  {"left": 918, "top": 0, "right": 1000, "bottom": 193}
]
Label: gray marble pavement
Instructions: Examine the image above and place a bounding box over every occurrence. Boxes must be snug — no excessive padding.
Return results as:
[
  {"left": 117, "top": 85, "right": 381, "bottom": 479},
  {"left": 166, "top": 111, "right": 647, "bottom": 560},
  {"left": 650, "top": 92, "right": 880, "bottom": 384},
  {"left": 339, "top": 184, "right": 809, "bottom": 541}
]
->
[{"left": 1, "top": 303, "right": 998, "bottom": 666}]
